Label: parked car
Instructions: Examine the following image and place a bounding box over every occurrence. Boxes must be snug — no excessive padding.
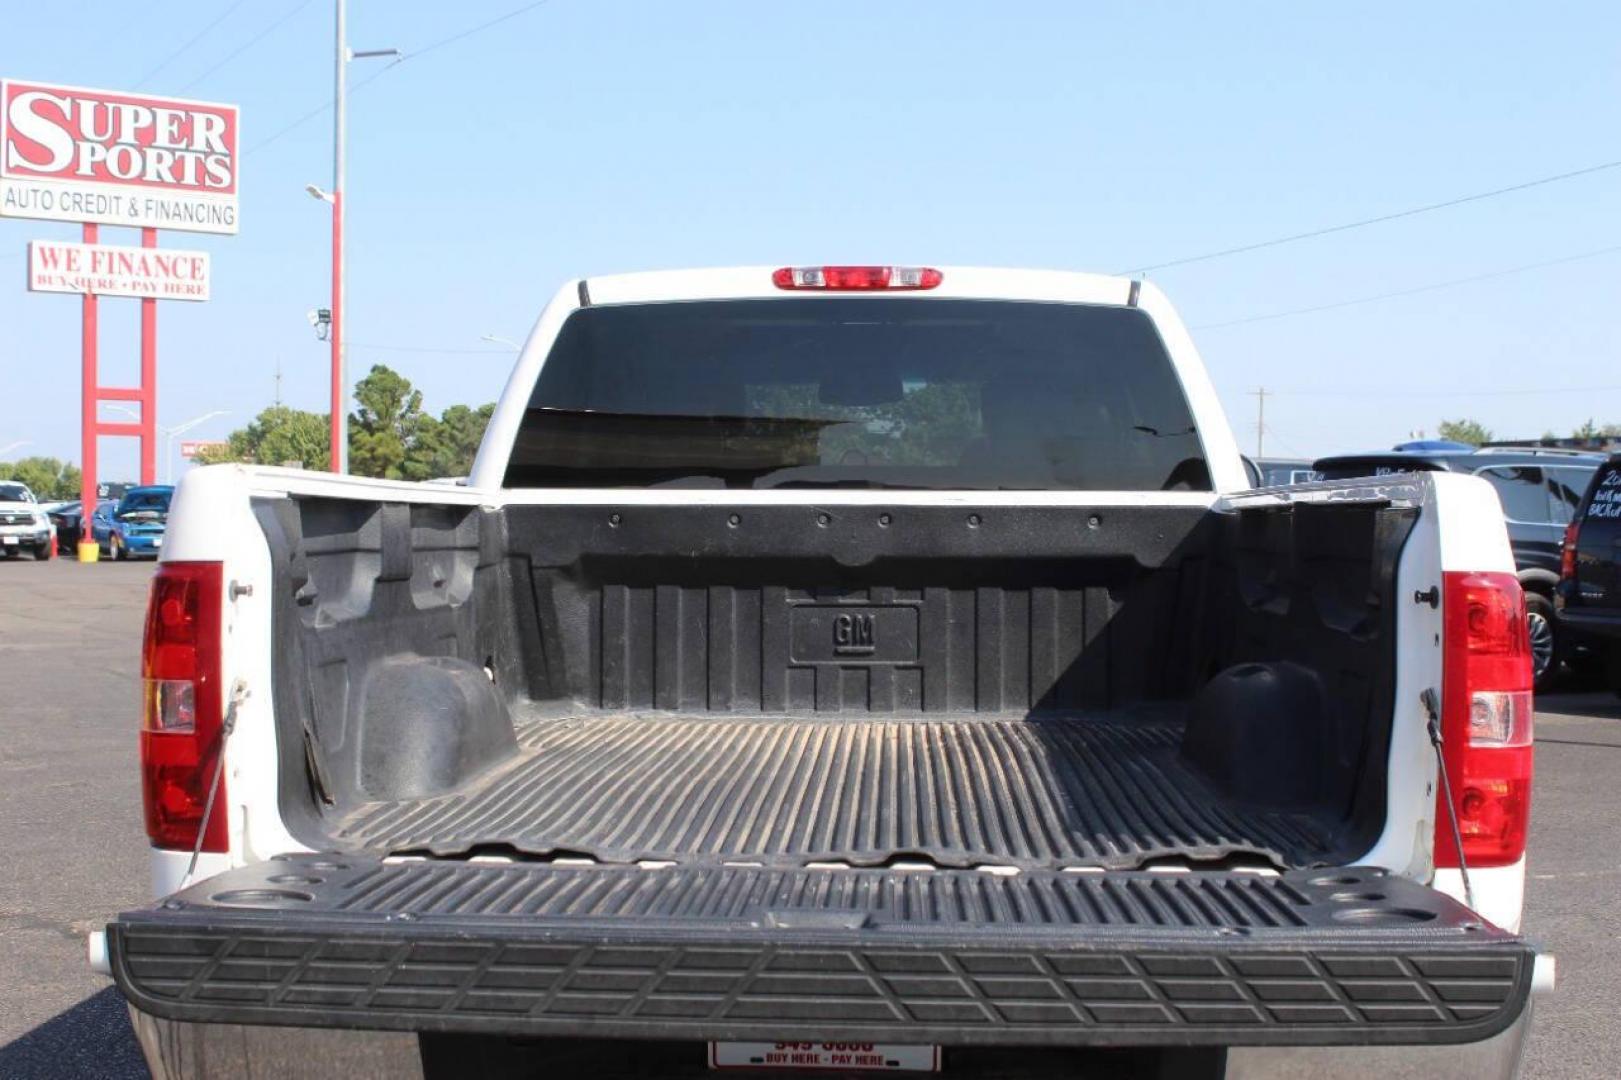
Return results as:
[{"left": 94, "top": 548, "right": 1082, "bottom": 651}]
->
[
  {"left": 43, "top": 500, "right": 84, "bottom": 547},
  {"left": 90, "top": 485, "right": 173, "bottom": 560},
  {"left": 1556, "top": 453, "right": 1621, "bottom": 687},
  {"left": 0, "top": 481, "right": 54, "bottom": 559},
  {"left": 100, "top": 267, "right": 1547, "bottom": 1079},
  {"left": 1315, "top": 444, "right": 1604, "bottom": 689}
]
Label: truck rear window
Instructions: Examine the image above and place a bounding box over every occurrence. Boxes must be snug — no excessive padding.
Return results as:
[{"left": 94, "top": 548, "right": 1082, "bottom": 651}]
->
[{"left": 504, "top": 298, "right": 1208, "bottom": 491}]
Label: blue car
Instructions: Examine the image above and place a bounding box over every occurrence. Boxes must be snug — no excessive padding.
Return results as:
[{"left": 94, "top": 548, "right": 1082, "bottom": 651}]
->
[{"left": 91, "top": 486, "right": 174, "bottom": 560}]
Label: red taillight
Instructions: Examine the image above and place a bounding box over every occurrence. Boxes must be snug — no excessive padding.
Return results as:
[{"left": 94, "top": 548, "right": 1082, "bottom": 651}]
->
[
  {"left": 771, "top": 265, "right": 943, "bottom": 291},
  {"left": 141, "top": 561, "right": 227, "bottom": 852},
  {"left": 1434, "top": 571, "right": 1533, "bottom": 870},
  {"left": 1559, "top": 521, "right": 1579, "bottom": 581}
]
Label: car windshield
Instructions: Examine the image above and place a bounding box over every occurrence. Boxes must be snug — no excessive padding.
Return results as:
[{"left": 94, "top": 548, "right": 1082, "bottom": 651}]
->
[
  {"left": 0, "top": 484, "right": 33, "bottom": 503},
  {"left": 116, "top": 491, "right": 171, "bottom": 517},
  {"left": 505, "top": 298, "right": 1208, "bottom": 491}
]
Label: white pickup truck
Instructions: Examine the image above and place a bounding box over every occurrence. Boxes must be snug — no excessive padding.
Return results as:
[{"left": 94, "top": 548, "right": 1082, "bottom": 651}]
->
[{"left": 99, "top": 266, "right": 1550, "bottom": 1079}]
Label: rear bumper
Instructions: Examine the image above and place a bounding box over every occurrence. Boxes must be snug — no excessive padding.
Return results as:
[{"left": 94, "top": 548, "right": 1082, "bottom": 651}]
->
[
  {"left": 125, "top": 1000, "right": 1541, "bottom": 1080},
  {"left": 109, "top": 857, "right": 1534, "bottom": 1051}
]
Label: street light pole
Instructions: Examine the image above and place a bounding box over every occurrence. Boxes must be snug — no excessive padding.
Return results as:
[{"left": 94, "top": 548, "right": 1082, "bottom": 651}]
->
[
  {"left": 330, "top": 0, "right": 348, "bottom": 474},
  {"left": 105, "top": 407, "right": 228, "bottom": 484},
  {"left": 164, "top": 411, "right": 230, "bottom": 484},
  {"left": 480, "top": 334, "right": 523, "bottom": 352},
  {"left": 320, "top": 2, "right": 397, "bottom": 475}
]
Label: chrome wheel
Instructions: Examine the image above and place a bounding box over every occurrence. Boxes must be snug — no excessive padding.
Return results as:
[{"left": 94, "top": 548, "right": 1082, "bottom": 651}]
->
[{"left": 1528, "top": 609, "right": 1555, "bottom": 684}]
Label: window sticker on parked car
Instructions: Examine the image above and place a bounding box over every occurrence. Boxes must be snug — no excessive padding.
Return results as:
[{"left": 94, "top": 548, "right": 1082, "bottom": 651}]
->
[{"left": 1586, "top": 469, "right": 1621, "bottom": 519}]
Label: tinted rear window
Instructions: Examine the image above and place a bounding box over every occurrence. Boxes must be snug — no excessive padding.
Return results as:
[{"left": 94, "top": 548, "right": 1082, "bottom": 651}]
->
[
  {"left": 1478, "top": 465, "right": 1550, "bottom": 523},
  {"left": 504, "top": 299, "right": 1207, "bottom": 491},
  {"left": 1313, "top": 459, "right": 1447, "bottom": 481}
]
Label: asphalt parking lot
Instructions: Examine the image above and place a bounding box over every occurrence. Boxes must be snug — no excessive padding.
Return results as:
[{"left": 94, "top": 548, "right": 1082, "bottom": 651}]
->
[{"left": 0, "top": 557, "right": 1617, "bottom": 1078}]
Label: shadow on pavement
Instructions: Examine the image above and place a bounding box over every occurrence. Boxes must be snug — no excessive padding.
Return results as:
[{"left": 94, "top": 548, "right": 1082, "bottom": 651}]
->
[
  {"left": 1537, "top": 690, "right": 1621, "bottom": 720},
  {"left": 0, "top": 987, "right": 149, "bottom": 1079}
]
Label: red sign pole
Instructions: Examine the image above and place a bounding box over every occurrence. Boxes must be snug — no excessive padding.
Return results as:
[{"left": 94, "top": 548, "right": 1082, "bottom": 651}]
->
[
  {"left": 140, "top": 228, "right": 158, "bottom": 486},
  {"left": 79, "top": 222, "right": 99, "bottom": 558}
]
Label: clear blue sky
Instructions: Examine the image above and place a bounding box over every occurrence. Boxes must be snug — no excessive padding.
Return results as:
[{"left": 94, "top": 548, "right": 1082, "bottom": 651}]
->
[{"left": 3, "top": 1, "right": 1618, "bottom": 479}]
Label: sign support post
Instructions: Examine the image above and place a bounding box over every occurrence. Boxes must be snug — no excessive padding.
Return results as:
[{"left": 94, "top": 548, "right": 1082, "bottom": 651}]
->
[
  {"left": 76, "top": 222, "right": 164, "bottom": 561},
  {"left": 140, "top": 228, "right": 158, "bottom": 485},
  {"left": 79, "top": 222, "right": 98, "bottom": 561}
]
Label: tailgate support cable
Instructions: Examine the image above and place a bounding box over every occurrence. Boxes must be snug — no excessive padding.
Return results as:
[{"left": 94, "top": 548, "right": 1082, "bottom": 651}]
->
[
  {"left": 180, "top": 679, "right": 250, "bottom": 889},
  {"left": 1423, "top": 687, "right": 1475, "bottom": 911}
]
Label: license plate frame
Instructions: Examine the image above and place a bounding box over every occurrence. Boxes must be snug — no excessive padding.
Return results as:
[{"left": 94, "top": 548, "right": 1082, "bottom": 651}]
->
[{"left": 708, "top": 1042, "right": 940, "bottom": 1072}]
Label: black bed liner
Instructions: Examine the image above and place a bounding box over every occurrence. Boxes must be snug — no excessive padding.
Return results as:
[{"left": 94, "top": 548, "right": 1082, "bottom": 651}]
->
[
  {"left": 109, "top": 857, "right": 1532, "bottom": 1048},
  {"left": 330, "top": 713, "right": 1339, "bottom": 870}
]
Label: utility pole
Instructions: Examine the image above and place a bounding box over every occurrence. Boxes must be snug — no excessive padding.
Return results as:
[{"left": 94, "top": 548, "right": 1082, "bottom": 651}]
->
[
  {"left": 314, "top": 2, "right": 397, "bottom": 475},
  {"left": 1251, "top": 387, "right": 1268, "bottom": 459},
  {"left": 274, "top": 358, "right": 283, "bottom": 407},
  {"left": 330, "top": 0, "right": 347, "bottom": 474}
]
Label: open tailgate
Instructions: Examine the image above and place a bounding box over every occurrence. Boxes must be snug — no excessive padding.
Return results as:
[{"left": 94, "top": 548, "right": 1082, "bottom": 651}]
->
[{"left": 108, "top": 857, "right": 1533, "bottom": 1048}]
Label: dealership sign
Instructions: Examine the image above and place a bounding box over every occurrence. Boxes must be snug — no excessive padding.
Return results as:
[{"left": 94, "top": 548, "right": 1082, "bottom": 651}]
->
[
  {"left": 1, "top": 80, "right": 238, "bottom": 234},
  {"left": 179, "top": 440, "right": 227, "bottom": 460},
  {"left": 28, "top": 238, "right": 209, "bottom": 300}
]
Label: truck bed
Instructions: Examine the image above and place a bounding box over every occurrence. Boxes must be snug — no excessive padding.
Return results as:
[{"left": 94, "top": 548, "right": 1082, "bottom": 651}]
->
[
  {"left": 256, "top": 498, "right": 1413, "bottom": 875},
  {"left": 332, "top": 710, "right": 1338, "bottom": 869}
]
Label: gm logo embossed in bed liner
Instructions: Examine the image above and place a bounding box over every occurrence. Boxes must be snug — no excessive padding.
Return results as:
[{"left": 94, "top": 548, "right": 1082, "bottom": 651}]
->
[{"left": 789, "top": 606, "right": 920, "bottom": 664}]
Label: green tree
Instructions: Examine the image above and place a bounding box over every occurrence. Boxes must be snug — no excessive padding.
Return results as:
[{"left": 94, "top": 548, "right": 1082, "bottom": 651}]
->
[
  {"left": 1570, "top": 419, "right": 1621, "bottom": 441},
  {"left": 0, "top": 456, "right": 83, "bottom": 499},
  {"left": 405, "top": 402, "right": 495, "bottom": 480},
  {"left": 189, "top": 364, "right": 492, "bottom": 479},
  {"left": 194, "top": 406, "right": 331, "bottom": 470},
  {"left": 1437, "top": 418, "right": 1493, "bottom": 447},
  {"left": 349, "top": 364, "right": 425, "bottom": 479}
]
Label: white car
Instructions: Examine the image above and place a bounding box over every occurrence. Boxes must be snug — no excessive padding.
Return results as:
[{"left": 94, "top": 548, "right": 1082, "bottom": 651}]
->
[
  {"left": 99, "top": 267, "right": 1550, "bottom": 1079},
  {"left": 0, "top": 481, "right": 54, "bottom": 559}
]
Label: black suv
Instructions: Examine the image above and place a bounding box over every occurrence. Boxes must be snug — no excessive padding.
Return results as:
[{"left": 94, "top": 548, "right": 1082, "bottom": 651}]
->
[
  {"left": 1557, "top": 453, "right": 1621, "bottom": 686},
  {"left": 1314, "top": 443, "right": 1605, "bottom": 689}
]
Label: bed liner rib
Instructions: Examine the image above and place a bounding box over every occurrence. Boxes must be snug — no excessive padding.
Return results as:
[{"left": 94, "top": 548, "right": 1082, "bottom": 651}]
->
[{"left": 330, "top": 713, "right": 1344, "bottom": 869}]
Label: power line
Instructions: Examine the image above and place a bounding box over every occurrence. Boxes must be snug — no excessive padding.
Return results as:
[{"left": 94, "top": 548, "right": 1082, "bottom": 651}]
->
[
  {"left": 1193, "top": 243, "right": 1621, "bottom": 330},
  {"left": 133, "top": 0, "right": 252, "bottom": 89},
  {"left": 176, "top": 0, "right": 317, "bottom": 95},
  {"left": 243, "top": 61, "right": 397, "bottom": 156},
  {"left": 1121, "top": 158, "right": 1621, "bottom": 275},
  {"left": 350, "top": 341, "right": 513, "bottom": 355},
  {"left": 243, "top": 0, "right": 554, "bottom": 157},
  {"left": 408, "top": 0, "right": 554, "bottom": 62}
]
